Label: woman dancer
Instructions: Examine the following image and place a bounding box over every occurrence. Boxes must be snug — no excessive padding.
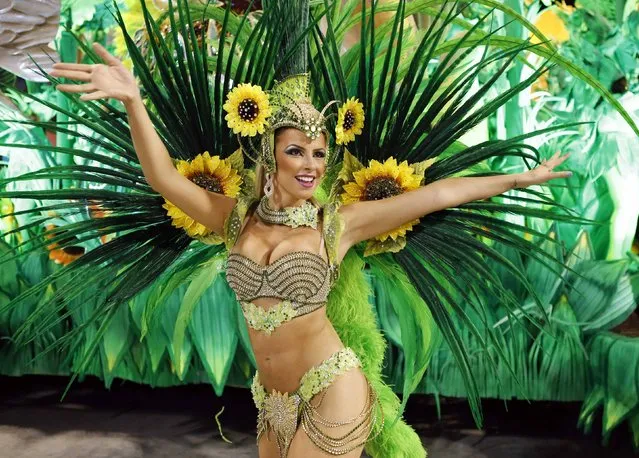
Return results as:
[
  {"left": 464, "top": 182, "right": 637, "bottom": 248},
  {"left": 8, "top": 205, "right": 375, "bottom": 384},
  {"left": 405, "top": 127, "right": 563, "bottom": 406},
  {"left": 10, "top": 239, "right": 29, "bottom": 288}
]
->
[{"left": 49, "top": 35, "right": 570, "bottom": 456}]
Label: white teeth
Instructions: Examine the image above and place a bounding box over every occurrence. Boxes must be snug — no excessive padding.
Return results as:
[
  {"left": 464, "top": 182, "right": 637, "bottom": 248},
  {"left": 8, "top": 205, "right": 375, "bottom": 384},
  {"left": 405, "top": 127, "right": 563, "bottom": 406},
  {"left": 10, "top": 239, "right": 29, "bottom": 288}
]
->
[{"left": 297, "top": 176, "right": 314, "bottom": 182}]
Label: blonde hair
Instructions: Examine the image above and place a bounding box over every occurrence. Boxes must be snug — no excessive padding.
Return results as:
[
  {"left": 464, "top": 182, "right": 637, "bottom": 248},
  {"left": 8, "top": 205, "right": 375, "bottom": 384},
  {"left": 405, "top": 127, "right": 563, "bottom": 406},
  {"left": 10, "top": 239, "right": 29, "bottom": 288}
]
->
[{"left": 255, "top": 163, "right": 268, "bottom": 199}]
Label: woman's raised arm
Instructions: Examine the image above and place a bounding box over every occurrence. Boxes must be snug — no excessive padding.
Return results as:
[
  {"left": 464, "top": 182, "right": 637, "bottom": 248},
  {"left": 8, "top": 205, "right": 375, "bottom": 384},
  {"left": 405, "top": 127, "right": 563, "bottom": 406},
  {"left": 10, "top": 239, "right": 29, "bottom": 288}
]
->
[
  {"left": 339, "top": 152, "right": 572, "bottom": 251},
  {"left": 50, "top": 43, "right": 235, "bottom": 236}
]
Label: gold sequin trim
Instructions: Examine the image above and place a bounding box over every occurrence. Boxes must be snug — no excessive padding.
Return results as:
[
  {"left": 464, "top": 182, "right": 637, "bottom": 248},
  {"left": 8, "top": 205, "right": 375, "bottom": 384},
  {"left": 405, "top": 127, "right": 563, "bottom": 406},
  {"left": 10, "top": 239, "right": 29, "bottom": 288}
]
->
[
  {"left": 240, "top": 300, "right": 298, "bottom": 335},
  {"left": 250, "top": 348, "right": 381, "bottom": 457}
]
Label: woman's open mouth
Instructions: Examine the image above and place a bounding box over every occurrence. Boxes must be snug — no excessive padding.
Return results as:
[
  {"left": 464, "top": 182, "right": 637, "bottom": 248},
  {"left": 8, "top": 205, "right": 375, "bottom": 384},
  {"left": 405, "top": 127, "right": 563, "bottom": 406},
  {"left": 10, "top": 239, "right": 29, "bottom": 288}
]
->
[{"left": 296, "top": 175, "right": 315, "bottom": 188}]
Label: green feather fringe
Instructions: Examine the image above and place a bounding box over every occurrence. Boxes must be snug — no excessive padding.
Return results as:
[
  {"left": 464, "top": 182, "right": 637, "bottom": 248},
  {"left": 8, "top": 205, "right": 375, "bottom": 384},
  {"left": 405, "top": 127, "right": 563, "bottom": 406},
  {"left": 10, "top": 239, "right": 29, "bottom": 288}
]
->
[{"left": 327, "top": 251, "right": 426, "bottom": 457}]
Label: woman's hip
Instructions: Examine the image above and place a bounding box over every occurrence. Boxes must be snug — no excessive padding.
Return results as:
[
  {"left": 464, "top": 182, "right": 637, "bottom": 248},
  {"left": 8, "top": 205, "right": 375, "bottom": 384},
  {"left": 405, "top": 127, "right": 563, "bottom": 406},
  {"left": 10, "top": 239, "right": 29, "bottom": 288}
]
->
[{"left": 252, "top": 347, "right": 382, "bottom": 457}]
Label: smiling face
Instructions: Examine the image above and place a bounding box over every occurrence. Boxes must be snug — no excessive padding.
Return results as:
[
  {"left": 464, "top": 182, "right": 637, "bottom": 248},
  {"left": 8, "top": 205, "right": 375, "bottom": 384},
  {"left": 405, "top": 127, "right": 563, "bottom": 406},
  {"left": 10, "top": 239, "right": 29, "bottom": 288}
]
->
[{"left": 270, "top": 127, "right": 327, "bottom": 207}]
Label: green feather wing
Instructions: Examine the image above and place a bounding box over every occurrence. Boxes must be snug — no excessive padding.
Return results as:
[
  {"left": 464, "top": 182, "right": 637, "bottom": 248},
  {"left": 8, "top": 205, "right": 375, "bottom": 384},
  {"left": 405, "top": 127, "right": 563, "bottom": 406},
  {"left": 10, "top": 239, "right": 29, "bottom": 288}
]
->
[
  {"left": 309, "top": 0, "right": 620, "bottom": 427},
  {"left": 0, "top": 0, "right": 282, "bottom": 389}
]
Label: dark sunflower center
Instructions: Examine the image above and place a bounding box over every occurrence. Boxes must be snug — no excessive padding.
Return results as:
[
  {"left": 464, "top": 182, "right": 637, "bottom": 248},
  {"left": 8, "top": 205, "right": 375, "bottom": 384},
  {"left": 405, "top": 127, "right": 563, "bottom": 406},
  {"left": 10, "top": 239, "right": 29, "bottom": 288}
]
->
[
  {"left": 238, "top": 99, "right": 259, "bottom": 122},
  {"left": 343, "top": 110, "right": 355, "bottom": 131},
  {"left": 191, "top": 172, "right": 223, "bottom": 193},
  {"left": 64, "top": 246, "right": 86, "bottom": 256},
  {"left": 364, "top": 177, "right": 403, "bottom": 201}
]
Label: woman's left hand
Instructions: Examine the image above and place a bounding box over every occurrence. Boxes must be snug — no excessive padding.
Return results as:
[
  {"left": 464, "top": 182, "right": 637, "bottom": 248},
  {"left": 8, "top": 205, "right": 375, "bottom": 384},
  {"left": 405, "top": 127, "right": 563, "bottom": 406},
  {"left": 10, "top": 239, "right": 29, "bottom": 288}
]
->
[{"left": 515, "top": 151, "right": 572, "bottom": 188}]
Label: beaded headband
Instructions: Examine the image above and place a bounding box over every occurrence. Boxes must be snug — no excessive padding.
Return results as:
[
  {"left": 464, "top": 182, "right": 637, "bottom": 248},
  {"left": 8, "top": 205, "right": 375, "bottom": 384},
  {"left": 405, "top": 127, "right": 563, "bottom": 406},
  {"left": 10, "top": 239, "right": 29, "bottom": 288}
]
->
[{"left": 223, "top": 73, "right": 364, "bottom": 173}]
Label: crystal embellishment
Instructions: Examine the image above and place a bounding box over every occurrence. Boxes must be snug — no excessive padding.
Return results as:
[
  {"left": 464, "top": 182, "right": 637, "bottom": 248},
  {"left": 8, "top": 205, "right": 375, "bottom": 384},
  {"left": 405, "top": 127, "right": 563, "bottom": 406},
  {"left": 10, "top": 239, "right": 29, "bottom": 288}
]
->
[
  {"left": 241, "top": 300, "right": 298, "bottom": 335},
  {"left": 256, "top": 195, "right": 318, "bottom": 229},
  {"left": 285, "top": 202, "right": 319, "bottom": 229},
  {"left": 250, "top": 347, "right": 378, "bottom": 457}
]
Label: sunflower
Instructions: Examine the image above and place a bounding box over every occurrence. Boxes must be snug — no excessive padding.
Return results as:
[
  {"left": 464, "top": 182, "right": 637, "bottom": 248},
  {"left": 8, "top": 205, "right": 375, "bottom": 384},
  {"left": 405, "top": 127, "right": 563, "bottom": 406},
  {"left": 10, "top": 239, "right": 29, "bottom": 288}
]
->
[
  {"left": 338, "top": 153, "right": 434, "bottom": 255},
  {"left": 335, "top": 98, "right": 365, "bottom": 145},
  {"left": 162, "top": 152, "right": 242, "bottom": 238},
  {"left": 342, "top": 157, "right": 422, "bottom": 241},
  {"left": 223, "top": 84, "right": 272, "bottom": 137},
  {"left": 45, "top": 224, "right": 85, "bottom": 266}
]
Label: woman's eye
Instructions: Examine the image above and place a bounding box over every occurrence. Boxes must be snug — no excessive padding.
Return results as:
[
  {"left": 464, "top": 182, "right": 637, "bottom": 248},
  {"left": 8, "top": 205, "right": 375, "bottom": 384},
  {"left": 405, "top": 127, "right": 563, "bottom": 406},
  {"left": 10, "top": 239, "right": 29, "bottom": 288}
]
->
[
  {"left": 314, "top": 151, "right": 326, "bottom": 158},
  {"left": 286, "top": 148, "right": 302, "bottom": 156}
]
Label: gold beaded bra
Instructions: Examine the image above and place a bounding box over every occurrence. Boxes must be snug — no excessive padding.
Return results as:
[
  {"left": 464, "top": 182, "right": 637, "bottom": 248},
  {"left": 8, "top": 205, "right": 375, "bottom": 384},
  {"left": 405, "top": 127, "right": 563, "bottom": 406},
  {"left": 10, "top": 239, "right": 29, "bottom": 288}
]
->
[
  {"left": 224, "top": 198, "right": 343, "bottom": 335},
  {"left": 226, "top": 250, "right": 331, "bottom": 304}
]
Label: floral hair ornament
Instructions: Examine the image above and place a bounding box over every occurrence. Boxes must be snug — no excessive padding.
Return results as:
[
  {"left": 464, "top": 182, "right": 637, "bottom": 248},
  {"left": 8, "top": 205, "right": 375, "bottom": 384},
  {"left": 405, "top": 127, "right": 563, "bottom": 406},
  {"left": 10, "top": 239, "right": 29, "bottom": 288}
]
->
[
  {"left": 223, "top": 83, "right": 272, "bottom": 137},
  {"left": 223, "top": 74, "right": 365, "bottom": 173},
  {"left": 335, "top": 97, "right": 365, "bottom": 145}
]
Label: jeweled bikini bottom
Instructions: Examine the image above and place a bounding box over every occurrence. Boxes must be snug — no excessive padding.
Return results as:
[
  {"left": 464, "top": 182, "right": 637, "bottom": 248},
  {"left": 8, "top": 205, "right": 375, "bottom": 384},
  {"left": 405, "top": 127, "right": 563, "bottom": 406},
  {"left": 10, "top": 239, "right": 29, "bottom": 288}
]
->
[{"left": 250, "top": 347, "right": 381, "bottom": 457}]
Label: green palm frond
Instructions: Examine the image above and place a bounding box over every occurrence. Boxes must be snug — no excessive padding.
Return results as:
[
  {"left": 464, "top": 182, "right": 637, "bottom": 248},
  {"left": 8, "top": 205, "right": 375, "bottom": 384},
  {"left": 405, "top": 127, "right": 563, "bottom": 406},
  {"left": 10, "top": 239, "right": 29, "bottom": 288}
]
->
[
  {"left": 0, "top": 0, "right": 634, "bottom": 431},
  {"left": 579, "top": 332, "right": 639, "bottom": 446},
  {"left": 0, "top": 0, "right": 273, "bottom": 387},
  {"left": 307, "top": 0, "right": 617, "bottom": 426},
  {"left": 321, "top": 0, "right": 639, "bottom": 138}
]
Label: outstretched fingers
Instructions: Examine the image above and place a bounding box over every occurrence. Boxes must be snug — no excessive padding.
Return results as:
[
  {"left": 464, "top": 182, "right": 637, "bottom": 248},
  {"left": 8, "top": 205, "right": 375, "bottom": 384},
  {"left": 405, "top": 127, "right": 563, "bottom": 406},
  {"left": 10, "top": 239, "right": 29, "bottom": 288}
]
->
[
  {"left": 79, "top": 91, "right": 108, "bottom": 102},
  {"left": 554, "top": 170, "right": 572, "bottom": 179},
  {"left": 56, "top": 83, "right": 96, "bottom": 93},
  {"left": 539, "top": 152, "right": 571, "bottom": 171},
  {"left": 556, "top": 152, "right": 570, "bottom": 164},
  {"left": 49, "top": 69, "right": 92, "bottom": 82},
  {"left": 536, "top": 152, "right": 573, "bottom": 182},
  {"left": 549, "top": 151, "right": 570, "bottom": 166},
  {"left": 51, "top": 62, "right": 92, "bottom": 72},
  {"left": 92, "top": 42, "right": 122, "bottom": 66}
]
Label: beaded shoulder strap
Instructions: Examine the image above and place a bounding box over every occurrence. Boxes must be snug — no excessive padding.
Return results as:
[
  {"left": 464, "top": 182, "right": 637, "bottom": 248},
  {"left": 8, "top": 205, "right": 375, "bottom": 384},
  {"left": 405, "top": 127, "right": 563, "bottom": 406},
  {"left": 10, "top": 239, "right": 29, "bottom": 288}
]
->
[
  {"left": 224, "top": 195, "right": 258, "bottom": 251},
  {"left": 321, "top": 201, "right": 345, "bottom": 273}
]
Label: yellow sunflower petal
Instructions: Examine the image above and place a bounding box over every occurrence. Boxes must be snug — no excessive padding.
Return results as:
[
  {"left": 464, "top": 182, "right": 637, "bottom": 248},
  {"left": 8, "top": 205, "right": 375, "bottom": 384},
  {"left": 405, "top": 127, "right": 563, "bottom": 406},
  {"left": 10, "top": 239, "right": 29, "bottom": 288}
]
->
[
  {"left": 224, "top": 179, "right": 242, "bottom": 197},
  {"left": 176, "top": 160, "right": 190, "bottom": 175},
  {"left": 383, "top": 158, "right": 400, "bottom": 179},
  {"left": 385, "top": 157, "right": 398, "bottom": 167},
  {"left": 376, "top": 220, "right": 417, "bottom": 242},
  {"left": 191, "top": 155, "right": 205, "bottom": 173},
  {"left": 217, "top": 161, "right": 231, "bottom": 180},
  {"left": 366, "top": 160, "right": 384, "bottom": 180},
  {"left": 342, "top": 182, "right": 364, "bottom": 198},
  {"left": 206, "top": 155, "right": 221, "bottom": 174},
  {"left": 340, "top": 191, "right": 361, "bottom": 205},
  {"left": 353, "top": 168, "right": 368, "bottom": 188}
]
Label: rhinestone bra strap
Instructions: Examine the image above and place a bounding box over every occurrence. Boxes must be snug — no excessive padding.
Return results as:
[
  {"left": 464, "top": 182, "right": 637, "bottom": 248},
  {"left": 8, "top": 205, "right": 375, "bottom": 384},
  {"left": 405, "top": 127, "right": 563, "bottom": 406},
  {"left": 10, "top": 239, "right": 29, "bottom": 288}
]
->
[
  {"left": 321, "top": 201, "right": 345, "bottom": 276},
  {"left": 223, "top": 196, "right": 257, "bottom": 251},
  {"left": 318, "top": 225, "right": 325, "bottom": 256}
]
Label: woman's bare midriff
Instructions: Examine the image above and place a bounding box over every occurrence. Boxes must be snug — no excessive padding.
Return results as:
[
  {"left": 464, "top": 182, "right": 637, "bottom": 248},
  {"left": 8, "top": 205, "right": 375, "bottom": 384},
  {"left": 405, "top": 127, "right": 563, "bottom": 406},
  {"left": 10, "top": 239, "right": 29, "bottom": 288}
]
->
[{"left": 247, "top": 299, "right": 346, "bottom": 394}]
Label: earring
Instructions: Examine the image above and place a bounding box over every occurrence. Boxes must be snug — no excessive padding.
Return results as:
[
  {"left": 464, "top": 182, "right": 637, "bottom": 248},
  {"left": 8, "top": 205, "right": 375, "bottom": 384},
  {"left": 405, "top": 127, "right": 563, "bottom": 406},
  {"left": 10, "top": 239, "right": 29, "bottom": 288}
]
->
[{"left": 264, "top": 173, "right": 273, "bottom": 197}]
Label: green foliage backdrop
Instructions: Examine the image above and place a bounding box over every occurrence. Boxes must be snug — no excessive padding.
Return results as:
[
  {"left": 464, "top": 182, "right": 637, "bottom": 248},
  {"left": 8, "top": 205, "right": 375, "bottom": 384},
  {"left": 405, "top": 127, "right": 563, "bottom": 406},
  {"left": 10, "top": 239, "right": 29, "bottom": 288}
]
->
[{"left": 1, "top": 0, "right": 638, "bottom": 449}]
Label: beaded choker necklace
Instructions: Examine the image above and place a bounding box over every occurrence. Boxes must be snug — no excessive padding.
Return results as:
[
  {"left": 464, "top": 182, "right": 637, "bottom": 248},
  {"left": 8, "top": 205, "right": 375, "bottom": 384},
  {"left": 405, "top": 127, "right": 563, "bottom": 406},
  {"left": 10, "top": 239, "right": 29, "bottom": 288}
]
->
[{"left": 256, "top": 195, "right": 318, "bottom": 229}]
